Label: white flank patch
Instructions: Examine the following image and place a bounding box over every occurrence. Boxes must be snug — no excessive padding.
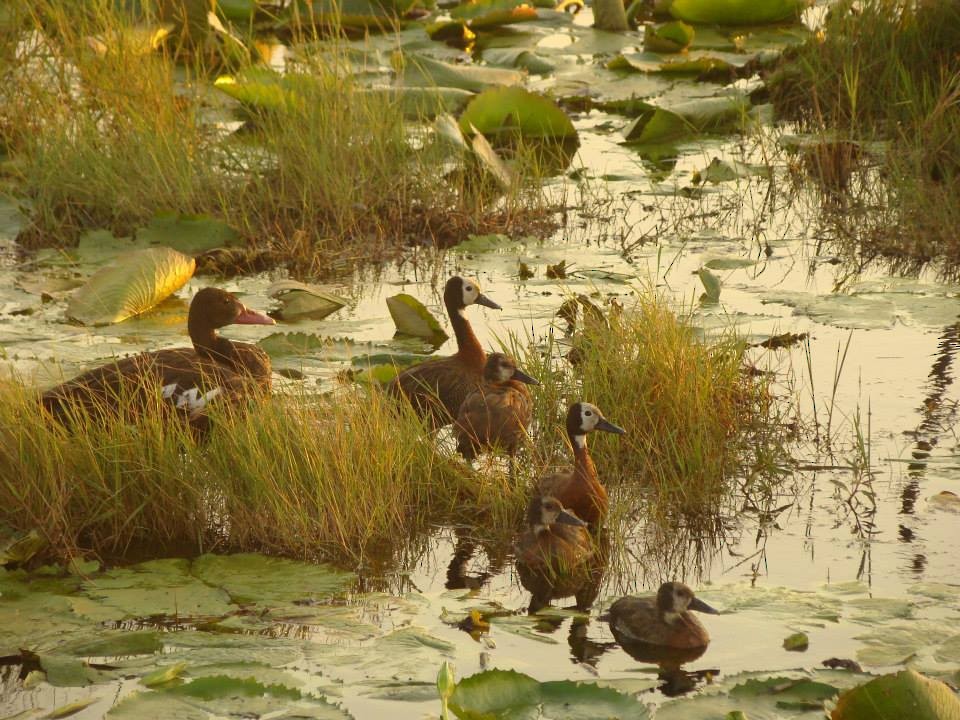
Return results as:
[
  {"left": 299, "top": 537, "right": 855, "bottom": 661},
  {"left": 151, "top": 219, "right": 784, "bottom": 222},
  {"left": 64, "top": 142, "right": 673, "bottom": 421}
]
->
[
  {"left": 174, "top": 387, "right": 222, "bottom": 412},
  {"left": 161, "top": 383, "right": 179, "bottom": 400}
]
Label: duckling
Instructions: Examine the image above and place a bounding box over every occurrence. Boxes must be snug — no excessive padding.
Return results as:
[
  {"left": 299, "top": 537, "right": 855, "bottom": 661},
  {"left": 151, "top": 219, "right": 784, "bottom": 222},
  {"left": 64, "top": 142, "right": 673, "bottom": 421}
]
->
[
  {"left": 532, "top": 402, "right": 624, "bottom": 528},
  {"left": 515, "top": 496, "right": 596, "bottom": 613},
  {"left": 388, "top": 276, "right": 500, "bottom": 426},
  {"left": 454, "top": 352, "right": 538, "bottom": 462},
  {"left": 605, "top": 581, "right": 718, "bottom": 650}
]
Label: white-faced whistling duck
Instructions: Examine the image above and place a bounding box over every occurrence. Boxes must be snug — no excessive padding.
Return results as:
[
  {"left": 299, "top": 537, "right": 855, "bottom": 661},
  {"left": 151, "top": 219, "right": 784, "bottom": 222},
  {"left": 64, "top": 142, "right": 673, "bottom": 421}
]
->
[
  {"left": 454, "top": 352, "right": 538, "bottom": 462},
  {"left": 532, "top": 402, "right": 625, "bottom": 528},
  {"left": 515, "top": 495, "right": 595, "bottom": 613},
  {"left": 605, "top": 581, "right": 719, "bottom": 650},
  {"left": 42, "top": 287, "right": 275, "bottom": 428},
  {"left": 388, "top": 276, "right": 500, "bottom": 426}
]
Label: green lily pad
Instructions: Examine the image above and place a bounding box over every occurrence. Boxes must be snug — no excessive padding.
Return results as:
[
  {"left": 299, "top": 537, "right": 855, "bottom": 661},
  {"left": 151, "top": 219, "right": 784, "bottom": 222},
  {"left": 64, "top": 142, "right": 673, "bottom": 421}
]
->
[
  {"left": 703, "top": 257, "right": 756, "bottom": 270},
  {"left": 608, "top": 50, "right": 750, "bottom": 74},
  {"left": 832, "top": 669, "right": 960, "bottom": 720},
  {"left": 482, "top": 48, "right": 555, "bottom": 75},
  {"left": 386, "top": 293, "right": 449, "bottom": 339},
  {"left": 267, "top": 280, "right": 349, "bottom": 321},
  {"left": 190, "top": 553, "right": 355, "bottom": 607},
  {"left": 64, "top": 631, "right": 163, "bottom": 658},
  {"left": 398, "top": 53, "right": 525, "bottom": 93},
  {"left": 698, "top": 267, "right": 721, "bottom": 303},
  {"left": 450, "top": 0, "right": 539, "bottom": 28},
  {"left": 624, "top": 95, "right": 751, "bottom": 144},
  {"left": 136, "top": 214, "right": 240, "bottom": 256},
  {"left": 783, "top": 631, "right": 810, "bottom": 651},
  {"left": 644, "top": 20, "right": 694, "bottom": 53},
  {"left": 66, "top": 247, "right": 195, "bottom": 326},
  {"left": 667, "top": 0, "right": 808, "bottom": 25},
  {"left": 459, "top": 86, "right": 577, "bottom": 141}
]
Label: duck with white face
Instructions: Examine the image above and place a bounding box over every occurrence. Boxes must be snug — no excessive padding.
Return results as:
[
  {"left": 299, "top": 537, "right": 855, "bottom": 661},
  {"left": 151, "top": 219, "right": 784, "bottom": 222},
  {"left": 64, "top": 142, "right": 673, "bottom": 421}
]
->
[
  {"left": 387, "top": 276, "right": 501, "bottom": 427},
  {"left": 454, "top": 352, "right": 539, "bottom": 464},
  {"left": 605, "top": 581, "right": 720, "bottom": 651},
  {"left": 531, "top": 402, "right": 625, "bottom": 528},
  {"left": 514, "top": 496, "right": 600, "bottom": 613}
]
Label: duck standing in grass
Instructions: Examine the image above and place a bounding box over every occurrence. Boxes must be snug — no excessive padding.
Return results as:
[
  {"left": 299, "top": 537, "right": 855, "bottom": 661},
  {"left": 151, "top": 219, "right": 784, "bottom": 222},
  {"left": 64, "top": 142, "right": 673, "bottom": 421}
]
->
[
  {"left": 605, "top": 581, "right": 719, "bottom": 651},
  {"left": 454, "top": 352, "right": 538, "bottom": 464},
  {"left": 515, "top": 495, "right": 599, "bottom": 613},
  {"left": 388, "top": 276, "right": 501, "bottom": 426},
  {"left": 42, "top": 287, "right": 275, "bottom": 428},
  {"left": 532, "top": 402, "right": 625, "bottom": 528}
]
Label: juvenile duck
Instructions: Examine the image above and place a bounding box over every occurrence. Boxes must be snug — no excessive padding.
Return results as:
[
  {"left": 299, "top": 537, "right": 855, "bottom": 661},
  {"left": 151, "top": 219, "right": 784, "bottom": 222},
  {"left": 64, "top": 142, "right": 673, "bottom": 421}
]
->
[
  {"left": 515, "top": 496, "right": 595, "bottom": 613},
  {"left": 42, "top": 287, "right": 275, "bottom": 425},
  {"left": 605, "top": 582, "right": 719, "bottom": 650},
  {"left": 454, "top": 352, "right": 538, "bottom": 461},
  {"left": 532, "top": 402, "right": 625, "bottom": 527},
  {"left": 388, "top": 276, "right": 501, "bottom": 426}
]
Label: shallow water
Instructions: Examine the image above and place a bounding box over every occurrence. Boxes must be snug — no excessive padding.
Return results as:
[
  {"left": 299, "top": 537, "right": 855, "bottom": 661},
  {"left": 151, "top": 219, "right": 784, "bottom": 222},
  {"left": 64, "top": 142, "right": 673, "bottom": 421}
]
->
[{"left": 2, "top": 5, "right": 960, "bottom": 719}]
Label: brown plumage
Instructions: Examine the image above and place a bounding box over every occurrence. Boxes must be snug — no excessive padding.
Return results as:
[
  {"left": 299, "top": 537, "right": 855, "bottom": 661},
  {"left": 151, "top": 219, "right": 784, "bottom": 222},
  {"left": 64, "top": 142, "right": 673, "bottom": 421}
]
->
[
  {"left": 605, "top": 581, "right": 719, "bottom": 650},
  {"left": 515, "top": 496, "right": 595, "bottom": 613},
  {"left": 532, "top": 402, "right": 625, "bottom": 528},
  {"left": 41, "top": 287, "right": 275, "bottom": 428},
  {"left": 388, "top": 276, "right": 501, "bottom": 426},
  {"left": 454, "top": 353, "right": 538, "bottom": 460}
]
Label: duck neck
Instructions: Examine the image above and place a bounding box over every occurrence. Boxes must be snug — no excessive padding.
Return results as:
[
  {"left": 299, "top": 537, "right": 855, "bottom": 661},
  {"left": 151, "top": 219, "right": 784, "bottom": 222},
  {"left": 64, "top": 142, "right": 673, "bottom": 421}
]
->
[
  {"left": 571, "top": 433, "right": 597, "bottom": 486},
  {"left": 448, "top": 301, "right": 484, "bottom": 369},
  {"left": 189, "top": 318, "right": 235, "bottom": 364}
]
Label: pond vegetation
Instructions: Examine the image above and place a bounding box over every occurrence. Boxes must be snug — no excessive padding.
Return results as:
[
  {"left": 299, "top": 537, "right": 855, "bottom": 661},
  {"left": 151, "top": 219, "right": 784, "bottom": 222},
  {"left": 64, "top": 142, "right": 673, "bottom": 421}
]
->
[{"left": 1, "top": 0, "right": 960, "bottom": 717}]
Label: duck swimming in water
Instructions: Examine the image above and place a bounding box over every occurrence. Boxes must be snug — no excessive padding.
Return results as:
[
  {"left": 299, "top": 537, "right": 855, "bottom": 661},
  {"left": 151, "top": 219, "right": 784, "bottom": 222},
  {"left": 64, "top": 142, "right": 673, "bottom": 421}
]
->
[
  {"left": 515, "top": 495, "right": 598, "bottom": 613},
  {"left": 388, "top": 276, "right": 500, "bottom": 427},
  {"left": 605, "top": 581, "right": 719, "bottom": 650},
  {"left": 42, "top": 287, "right": 275, "bottom": 427},
  {"left": 454, "top": 352, "right": 538, "bottom": 462},
  {"left": 532, "top": 402, "right": 624, "bottom": 528}
]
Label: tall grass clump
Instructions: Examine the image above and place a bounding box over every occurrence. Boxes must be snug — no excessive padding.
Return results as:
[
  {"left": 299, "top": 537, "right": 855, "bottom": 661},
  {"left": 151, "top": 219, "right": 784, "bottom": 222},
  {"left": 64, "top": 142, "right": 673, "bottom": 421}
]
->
[
  {"left": 561, "top": 294, "right": 788, "bottom": 519},
  {"left": 0, "top": 0, "right": 552, "bottom": 273},
  {"left": 769, "top": 0, "right": 960, "bottom": 272},
  {"left": 0, "top": 382, "right": 529, "bottom": 565}
]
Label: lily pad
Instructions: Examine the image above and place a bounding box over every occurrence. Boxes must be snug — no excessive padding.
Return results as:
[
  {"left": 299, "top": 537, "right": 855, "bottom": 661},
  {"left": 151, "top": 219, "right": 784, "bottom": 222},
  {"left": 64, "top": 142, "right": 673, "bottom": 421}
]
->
[
  {"left": 397, "top": 53, "right": 525, "bottom": 93},
  {"left": 386, "top": 293, "right": 449, "bottom": 339},
  {"left": 624, "top": 94, "right": 751, "bottom": 144},
  {"left": 482, "top": 48, "right": 555, "bottom": 74},
  {"left": 66, "top": 247, "right": 195, "bottom": 326},
  {"left": 832, "top": 669, "right": 960, "bottom": 720},
  {"left": 459, "top": 86, "right": 577, "bottom": 140},
  {"left": 267, "top": 280, "right": 349, "bottom": 321},
  {"left": 136, "top": 214, "right": 240, "bottom": 256},
  {"left": 450, "top": 0, "right": 539, "bottom": 28},
  {"left": 667, "top": 0, "right": 808, "bottom": 25},
  {"left": 609, "top": 50, "right": 750, "bottom": 74},
  {"left": 644, "top": 20, "right": 695, "bottom": 53}
]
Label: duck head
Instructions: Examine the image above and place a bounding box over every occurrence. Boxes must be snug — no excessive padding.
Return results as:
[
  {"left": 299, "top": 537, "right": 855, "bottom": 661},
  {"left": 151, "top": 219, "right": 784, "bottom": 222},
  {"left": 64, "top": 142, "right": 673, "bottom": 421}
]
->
[
  {"left": 527, "top": 495, "right": 587, "bottom": 533},
  {"left": 566, "top": 402, "right": 625, "bottom": 447},
  {"left": 656, "top": 581, "right": 718, "bottom": 621},
  {"left": 190, "top": 287, "right": 275, "bottom": 331},
  {"left": 484, "top": 353, "right": 539, "bottom": 385},
  {"left": 445, "top": 276, "right": 501, "bottom": 312}
]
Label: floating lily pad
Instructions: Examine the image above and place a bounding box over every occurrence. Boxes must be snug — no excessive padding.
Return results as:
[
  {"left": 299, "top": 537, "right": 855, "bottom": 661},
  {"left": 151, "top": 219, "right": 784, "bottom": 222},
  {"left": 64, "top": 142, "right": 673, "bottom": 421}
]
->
[
  {"left": 459, "top": 86, "right": 577, "bottom": 140},
  {"left": 832, "top": 669, "right": 960, "bottom": 720},
  {"left": 482, "top": 48, "right": 555, "bottom": 74},
  {"left": 66, "top": 247, "right": 195, "bottom": 326},
  {"left": 644, "top": 20, "right": 695, "bottom": 53},
  {"left": 624, "top": 95, "right": 751, "bottom": 144},
  {"left": 609, "top": 50, "right": 750, "bottom": 74},
  {"left": 267, "top": 280, "right": 349, "bottom": 321},
  {"left": 136, "top": 214, "right": 240, "bottom": 256},
  {"left": 397, "top": 53, "right": 525, "bottom": 93},
  {"left": 450, "top": 0, "right": 539, "bottom": 28},
  {"left": 386, "top": 293, "right": 449, "bottom": 339},
  {"left": 667, "top": 0, "right": 808, "bottom": 25}
]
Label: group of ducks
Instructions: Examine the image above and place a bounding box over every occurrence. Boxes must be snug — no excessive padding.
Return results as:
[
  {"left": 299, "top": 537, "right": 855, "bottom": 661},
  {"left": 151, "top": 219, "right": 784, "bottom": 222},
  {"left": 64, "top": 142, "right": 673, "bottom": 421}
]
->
[{"left": 39, "top": 277, "right": 719, "bottom": 653}]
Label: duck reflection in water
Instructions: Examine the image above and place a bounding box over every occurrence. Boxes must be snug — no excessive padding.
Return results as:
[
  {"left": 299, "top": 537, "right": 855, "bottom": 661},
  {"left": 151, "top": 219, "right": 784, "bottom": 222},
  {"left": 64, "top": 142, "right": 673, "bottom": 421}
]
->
[
  {"left": 603, "top": 581, "right": 720, "bottom": 696},
  {"left": 514, "top": 496, "right": 607, "bottom": 614}
]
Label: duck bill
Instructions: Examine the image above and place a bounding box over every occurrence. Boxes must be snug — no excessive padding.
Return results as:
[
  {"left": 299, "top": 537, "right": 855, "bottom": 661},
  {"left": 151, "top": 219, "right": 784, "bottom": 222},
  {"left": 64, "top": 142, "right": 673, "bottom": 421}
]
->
[
  {"left": 511, "top": 368, "right": 540, "bottom": 385},
  {"left": 475, "top": 293, "right": 502, "bottom": 310},
  {"left": 689, "top": 597, "right": 719, "bottom": 614},
  {"left": 234, "top": 307, "right": 276, "bottom": 326},
  {"left": 556, "top": 509, "right": 587, "bottom": 527},
  {"left": 596, "top": 418, "right": 626, "bottom": 435}
]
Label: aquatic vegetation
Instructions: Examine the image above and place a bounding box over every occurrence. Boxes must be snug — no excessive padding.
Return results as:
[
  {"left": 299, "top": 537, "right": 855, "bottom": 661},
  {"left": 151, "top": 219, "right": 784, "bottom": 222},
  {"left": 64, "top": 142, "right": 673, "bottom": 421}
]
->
[{"left": 770, "top": 0, "right": 960, "bottom": 275}]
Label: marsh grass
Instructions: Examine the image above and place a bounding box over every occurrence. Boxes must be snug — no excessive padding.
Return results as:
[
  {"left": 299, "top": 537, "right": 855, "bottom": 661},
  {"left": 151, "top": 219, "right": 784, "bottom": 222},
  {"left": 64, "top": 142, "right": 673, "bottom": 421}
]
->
[
  {"left": 769, "top": 0, "right": 960, "bottom": 272},
  {"left": 0, "top": 382, "right": 529, "bottom": 565},
  {"left": 0, "top": 0, "right": 554, "bottom": 274}
]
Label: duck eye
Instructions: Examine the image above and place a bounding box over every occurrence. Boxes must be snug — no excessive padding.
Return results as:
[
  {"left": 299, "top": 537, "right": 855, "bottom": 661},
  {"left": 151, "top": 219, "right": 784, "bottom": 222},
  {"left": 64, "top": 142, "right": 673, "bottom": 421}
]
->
[
  {"left": 465, "top": 286, "right": 473, "bottom": 292},
  {"left": 585, "top": 410, "right": 593, "bottom": 416}
]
